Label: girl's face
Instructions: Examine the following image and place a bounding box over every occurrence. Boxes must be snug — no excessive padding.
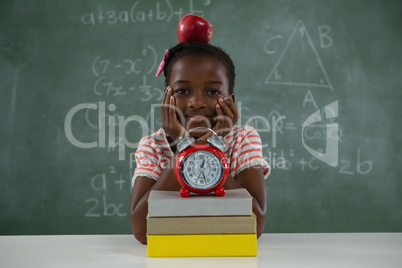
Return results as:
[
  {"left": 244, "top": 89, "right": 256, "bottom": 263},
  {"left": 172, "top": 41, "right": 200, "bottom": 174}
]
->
[{"left": 168, "top": 54, "right": 234, "bottom": 130}]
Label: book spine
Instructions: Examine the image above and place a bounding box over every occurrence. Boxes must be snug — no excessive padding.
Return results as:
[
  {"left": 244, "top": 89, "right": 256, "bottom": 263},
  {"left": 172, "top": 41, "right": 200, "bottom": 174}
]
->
[
  {"left": 147, "top": 234, "right": 257, "bottom": 257},
  {"left": 147, "top": 214, "right": 256, "bottom": 235},
  {"left": 148, "top": 199, "right": 252, "bottom": 217}
]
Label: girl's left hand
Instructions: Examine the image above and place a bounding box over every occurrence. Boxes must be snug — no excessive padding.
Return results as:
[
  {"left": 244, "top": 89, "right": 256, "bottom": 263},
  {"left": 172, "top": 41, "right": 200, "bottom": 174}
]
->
[{"left": 199, "top": 97, "right": 239, "bottom": 142}]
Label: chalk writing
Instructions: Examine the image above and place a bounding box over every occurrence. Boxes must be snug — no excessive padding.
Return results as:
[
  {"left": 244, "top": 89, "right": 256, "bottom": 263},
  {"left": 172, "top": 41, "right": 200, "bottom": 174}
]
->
[
  {"left": 318, "top": 25, "right": 333, "bottom": 49},
  {"left": 92, "top": 75, "right": 163, "bottom": 101},
  {"left": 85, "top": 168, "right": 130, "bottom": 217},
  {"left": 264, "top": 20, "right": 334, "bottom": 91},
  {"left": 91, "top": 46, "right": 157, "bottom": 77},
  {"left": 90, "top": 46, "right": 163, "bottom": 101},
  {"left": 291, "top": 148, "right": 373, "bottom": 175},
  {"left": 303, "top": 123, "right": 343, "bottom": 142},
  {"left": 85, "top": 195, "right": 127, "bottom": 217},
  {"left": 339, "top": 149, "right": 373, "bottom": 175},
  {"left": 80, "top": 0, "right": 212, "bottom": 26}
]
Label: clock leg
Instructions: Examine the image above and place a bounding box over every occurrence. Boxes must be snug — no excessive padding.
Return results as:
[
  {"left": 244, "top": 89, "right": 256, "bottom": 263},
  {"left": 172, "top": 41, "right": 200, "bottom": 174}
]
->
[
  {"left": 215, "top": 186, "right": 225, "bottom": 197},
  {"left": 180, "top": 187, "right": 191, "bottom": 197}
]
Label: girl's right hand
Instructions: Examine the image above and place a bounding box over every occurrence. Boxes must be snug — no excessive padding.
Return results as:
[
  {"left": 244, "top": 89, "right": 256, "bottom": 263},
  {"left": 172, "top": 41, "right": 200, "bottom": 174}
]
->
[{"left": 161, "top": 86, "right": 187, "bottom": 144}]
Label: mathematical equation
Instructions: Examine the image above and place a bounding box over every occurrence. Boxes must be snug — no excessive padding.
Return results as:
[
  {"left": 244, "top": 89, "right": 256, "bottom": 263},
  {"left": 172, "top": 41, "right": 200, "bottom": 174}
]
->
[
  {"left": 259, "top": 19, "right": 374, "bottom": 172},
  {"left": 92, "top": 75, "right": 163, "bottom": 101},
  {"left": 81, "top": 0, "right": 212, "bottom": 26},
  {"left": 90, "top": 46, "right": 164, "bottom": 101},
  {"left": 267, "top": 148, "right": 373, "bottom": 176},
  {"left": 84, "top": 166, "right": 130, "bottom": 217},
  {"left": 91, "top": 46, "right": 157, "bottom": 77},
  {"left": 239, "top": 92, "right": 372, "bottom": 175}
]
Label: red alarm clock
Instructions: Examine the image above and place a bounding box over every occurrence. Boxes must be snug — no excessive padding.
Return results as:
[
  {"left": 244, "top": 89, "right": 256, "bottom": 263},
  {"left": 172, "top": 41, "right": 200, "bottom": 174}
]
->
[{"left": 174, "top": 128, "right": 229, "bottom": 197}]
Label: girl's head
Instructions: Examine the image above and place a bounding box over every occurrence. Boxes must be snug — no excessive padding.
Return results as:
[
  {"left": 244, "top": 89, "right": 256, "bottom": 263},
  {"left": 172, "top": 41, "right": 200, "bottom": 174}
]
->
[
  {"left": 163, "top": 42, "right": 235, "bottom": 94},
  {"left": 161, "top": 42, "right": 236, "bottom": 131}
]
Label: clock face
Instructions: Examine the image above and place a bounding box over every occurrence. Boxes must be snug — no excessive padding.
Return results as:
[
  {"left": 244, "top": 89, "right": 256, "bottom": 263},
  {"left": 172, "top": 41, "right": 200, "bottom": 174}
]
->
[{"left": 180, "top": 150, "right": 223, "bottom": 190}]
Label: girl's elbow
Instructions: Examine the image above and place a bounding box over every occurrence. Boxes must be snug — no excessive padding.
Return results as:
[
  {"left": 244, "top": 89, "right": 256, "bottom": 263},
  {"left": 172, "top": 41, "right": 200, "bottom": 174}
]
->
[
  {"left": 256, "top": 224, "right": 264, "bottom": 238},
  {"left": 255, "top": 210, "right": 267, "bottom": 239},
  {"left": 130, "top": 211, "right": 147, "bottom": 244},
  {"left": 133, "top": 231, "right": 147, "bottom": 245},
  {"left": 131, "top": 222, "right": 147, "bottom": 244}
]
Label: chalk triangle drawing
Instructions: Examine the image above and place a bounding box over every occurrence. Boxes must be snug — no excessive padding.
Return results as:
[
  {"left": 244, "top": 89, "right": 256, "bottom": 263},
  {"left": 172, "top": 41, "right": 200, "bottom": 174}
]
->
[{"left": 265, "top": 20, "right": 333, "bottom": 92}]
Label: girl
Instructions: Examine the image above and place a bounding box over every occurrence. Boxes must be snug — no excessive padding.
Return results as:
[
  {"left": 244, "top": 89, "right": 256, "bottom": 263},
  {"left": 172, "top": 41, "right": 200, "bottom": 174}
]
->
[{"left": 130, "top": 42, "right": 270, "bottom": 244}]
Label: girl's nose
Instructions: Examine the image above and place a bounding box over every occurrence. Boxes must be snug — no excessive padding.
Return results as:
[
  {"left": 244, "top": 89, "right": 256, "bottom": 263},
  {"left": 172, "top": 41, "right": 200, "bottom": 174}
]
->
[{"left": 188, "top": 92, "right": 207, "bottom": 109}]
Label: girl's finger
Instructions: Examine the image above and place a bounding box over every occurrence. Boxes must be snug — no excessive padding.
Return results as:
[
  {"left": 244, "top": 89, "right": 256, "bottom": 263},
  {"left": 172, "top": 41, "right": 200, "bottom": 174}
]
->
[
  {"left": 169, "top": 95, "right": 187, "bottom": 140},
  {"left": 199, "top": 131, "right": 213, "bottom": 144},
  {"left": 218, "top": 98, "right": 234, "bottom": 119},
  {"left": 213, "top": 103, "right": 230, "bottom": 137},
  {"left": 219, "top": 98, "right": 236, "bottom": 128},
  {"left": 162, "top": 87, "right": 171, "bottom": 125},
  {"left": 169, "top": 95, "right": 177, "bottom": 123},
  {"left": 214, "top": 103, "right": 224, "bottom": 129},
  {"left": 223, "top": 98, "right": 239, "bottom": 125}
]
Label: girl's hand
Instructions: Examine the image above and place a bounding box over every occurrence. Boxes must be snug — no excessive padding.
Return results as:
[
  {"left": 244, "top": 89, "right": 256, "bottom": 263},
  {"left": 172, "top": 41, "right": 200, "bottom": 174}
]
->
[
  {"left": 161, "top": 86, "right": 187, "bottom": 144},
  {"left": 199, "top": 97, "right": 239, "bottom": 142}
]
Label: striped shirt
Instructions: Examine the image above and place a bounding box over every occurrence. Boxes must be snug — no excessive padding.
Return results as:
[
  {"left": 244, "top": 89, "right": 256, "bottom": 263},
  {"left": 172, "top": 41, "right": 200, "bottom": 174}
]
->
[{"left": 132, "top": 125, "right": 270, "bottom": 186}]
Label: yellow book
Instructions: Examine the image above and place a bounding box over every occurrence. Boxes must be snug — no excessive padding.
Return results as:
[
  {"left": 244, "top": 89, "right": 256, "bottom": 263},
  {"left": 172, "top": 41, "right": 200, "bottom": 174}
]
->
[{"left": 147, "top": 234, "right": 257, "bottom": 257}]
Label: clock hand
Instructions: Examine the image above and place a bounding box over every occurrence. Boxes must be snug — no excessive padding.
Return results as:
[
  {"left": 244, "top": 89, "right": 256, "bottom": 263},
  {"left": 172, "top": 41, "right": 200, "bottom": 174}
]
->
[
  {"left": 198, "top": 160, "right": 206, "bottom": 183},
  {"left": 197, "top": 167, "right": 204, "bottom": 181},
  {"left": 198, "top": 171, "right": 206, "bottom": 184}
]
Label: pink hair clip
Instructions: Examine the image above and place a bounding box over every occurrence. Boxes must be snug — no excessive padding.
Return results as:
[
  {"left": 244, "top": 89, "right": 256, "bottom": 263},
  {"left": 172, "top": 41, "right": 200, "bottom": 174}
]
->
[{"left": 155, "top": 50, "right": 169, "bottom": 77}]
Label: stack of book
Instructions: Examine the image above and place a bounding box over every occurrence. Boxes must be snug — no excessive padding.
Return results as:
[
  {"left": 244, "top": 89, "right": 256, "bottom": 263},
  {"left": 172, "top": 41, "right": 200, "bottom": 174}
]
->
[{"left": 146, "top": 188, "right": 257, "bottom": 257}]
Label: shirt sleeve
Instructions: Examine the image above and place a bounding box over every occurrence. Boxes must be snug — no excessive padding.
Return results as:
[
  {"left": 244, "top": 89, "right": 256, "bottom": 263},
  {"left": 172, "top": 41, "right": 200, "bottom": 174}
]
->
[
  {"left": 231, "top": 126, "right": 271, "bottom": 179},
  {"left": 131, "top": 136, "right": 163, "bottom": 187}
]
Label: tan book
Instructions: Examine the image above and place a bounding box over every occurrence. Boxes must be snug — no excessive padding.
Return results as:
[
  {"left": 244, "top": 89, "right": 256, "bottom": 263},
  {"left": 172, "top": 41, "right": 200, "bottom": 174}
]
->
[
  {"left": 147, "top": 213, "right": 256, "bottom": 235},
  {"left": 147, "top": 188, "right": 252, "bottom": 217}
]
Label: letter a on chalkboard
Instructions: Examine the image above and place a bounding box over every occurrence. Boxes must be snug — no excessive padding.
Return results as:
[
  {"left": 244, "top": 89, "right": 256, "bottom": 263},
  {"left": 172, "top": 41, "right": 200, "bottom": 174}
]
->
[{"left": 265, "top": 20, "right": 333, "bottom": 92}]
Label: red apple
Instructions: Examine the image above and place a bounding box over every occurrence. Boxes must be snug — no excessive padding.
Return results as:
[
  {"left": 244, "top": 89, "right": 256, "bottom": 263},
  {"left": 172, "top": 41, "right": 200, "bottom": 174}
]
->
[{"left": 177, "top": 14, "right": 213, "bottom": 43}]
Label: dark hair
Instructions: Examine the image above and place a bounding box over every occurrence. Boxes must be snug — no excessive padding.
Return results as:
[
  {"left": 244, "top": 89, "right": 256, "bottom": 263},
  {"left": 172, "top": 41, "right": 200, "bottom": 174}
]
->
[{"left": 163, "top": 42, "right": 235, "bottom": 94}]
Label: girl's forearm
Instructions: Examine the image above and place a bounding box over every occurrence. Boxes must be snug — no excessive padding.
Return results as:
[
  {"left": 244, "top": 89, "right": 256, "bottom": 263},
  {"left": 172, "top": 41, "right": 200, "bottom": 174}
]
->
[
  {"left": 223, "top": 173, "right": 266, "bottom": 238},
  {"left": 130, "top": 169, "right": 181, "bottom": 244}
]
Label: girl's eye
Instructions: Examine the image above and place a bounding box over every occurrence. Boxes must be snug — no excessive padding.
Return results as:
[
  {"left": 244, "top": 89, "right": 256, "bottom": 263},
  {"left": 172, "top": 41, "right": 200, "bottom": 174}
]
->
[
  {"left": 208, "top": 89, "right": 221, "bottom": 96},
  {"left": 175, "top": 89, "right": 188, "bottom": 94}
]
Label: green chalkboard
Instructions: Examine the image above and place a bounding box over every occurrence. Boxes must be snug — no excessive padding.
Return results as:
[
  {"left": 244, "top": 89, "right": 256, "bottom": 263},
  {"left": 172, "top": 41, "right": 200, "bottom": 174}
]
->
[{"left": 1, "top": 0, "right": 401, "bottom": 235}]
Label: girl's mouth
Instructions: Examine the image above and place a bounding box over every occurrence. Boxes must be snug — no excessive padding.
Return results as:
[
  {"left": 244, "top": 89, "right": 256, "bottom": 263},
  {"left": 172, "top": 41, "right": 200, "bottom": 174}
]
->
[
  {"left": 186, "top": 115, "right": 209, "bottom": 123},
  {"left": 185, "top": 115, "right": 214, "bottom": 129}
]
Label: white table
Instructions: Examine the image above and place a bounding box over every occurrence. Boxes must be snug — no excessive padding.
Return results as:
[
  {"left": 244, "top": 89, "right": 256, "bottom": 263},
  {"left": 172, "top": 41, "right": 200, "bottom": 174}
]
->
[{"left": 0, "top": 233, "right": 401, "bottom": 268}]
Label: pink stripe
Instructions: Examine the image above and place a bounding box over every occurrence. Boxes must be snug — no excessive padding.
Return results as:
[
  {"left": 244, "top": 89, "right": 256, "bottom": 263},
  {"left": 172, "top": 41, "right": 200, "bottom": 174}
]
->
[
  {"left": 140, "top": 167, "right": 161, "bottom": 177},
  {"left": 240, "top": 141, "right": 262, "bottom": 150},
  {"left": 136, "top": 150, "right": 159, "bottom": 160},
  {"left": 230, "top": 148, "right": 262, "bottom": 166}
]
